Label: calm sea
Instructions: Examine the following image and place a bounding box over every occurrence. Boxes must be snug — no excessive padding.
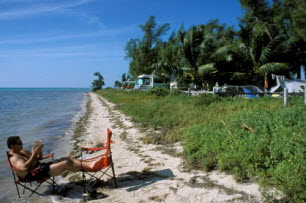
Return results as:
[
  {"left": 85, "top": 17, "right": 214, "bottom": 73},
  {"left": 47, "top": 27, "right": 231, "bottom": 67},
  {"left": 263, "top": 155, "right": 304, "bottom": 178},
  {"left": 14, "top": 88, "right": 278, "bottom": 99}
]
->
[{"left": 0, "top": 88, "right": 89, "bottom": 201}]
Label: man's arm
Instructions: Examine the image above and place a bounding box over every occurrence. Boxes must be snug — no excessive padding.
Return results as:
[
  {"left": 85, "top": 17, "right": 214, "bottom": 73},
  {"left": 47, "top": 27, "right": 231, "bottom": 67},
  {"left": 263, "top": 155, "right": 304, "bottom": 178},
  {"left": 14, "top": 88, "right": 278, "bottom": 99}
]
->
[
  {"left": 13, "top": 147, "right": 40, "bottom": 171},
  {"left": 22, "top": 144, "right": 43, "bottom": 159}
]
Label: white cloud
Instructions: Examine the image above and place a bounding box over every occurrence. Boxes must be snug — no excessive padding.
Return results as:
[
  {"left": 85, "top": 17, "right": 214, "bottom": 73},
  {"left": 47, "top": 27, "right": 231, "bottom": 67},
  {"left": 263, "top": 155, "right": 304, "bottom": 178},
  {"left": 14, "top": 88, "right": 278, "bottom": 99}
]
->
[
  {"left": 0, "top": 44, "right": 125, "bottom": 58},
  {"left": 0, "top": 0, "right": 94, "bottom": 20},
  {"left": 0, "top": 25, "right": 135, "bottom": 45}
]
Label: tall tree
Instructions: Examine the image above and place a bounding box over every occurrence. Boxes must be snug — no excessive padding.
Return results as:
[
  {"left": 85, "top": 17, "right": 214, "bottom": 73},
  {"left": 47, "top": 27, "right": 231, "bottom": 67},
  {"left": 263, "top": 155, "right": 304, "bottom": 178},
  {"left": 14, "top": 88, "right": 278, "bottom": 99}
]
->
[
  {"left": 221, "top": 0, "right": 291, "bottom": 88},
  {"left": 125, "top": 16, "right": 170, "bottom": 78},
  {"left": 152, "top": 26, "right": 185, "bottom": 82},
  {"left": 272, "top": 0, "right": 306, "bottom": 78},
  {"left": 92, "top": 72, "right": 105, "bottom": 92},
  {"left": 179, "top": 20, "right": 236, "bottom": 88}
]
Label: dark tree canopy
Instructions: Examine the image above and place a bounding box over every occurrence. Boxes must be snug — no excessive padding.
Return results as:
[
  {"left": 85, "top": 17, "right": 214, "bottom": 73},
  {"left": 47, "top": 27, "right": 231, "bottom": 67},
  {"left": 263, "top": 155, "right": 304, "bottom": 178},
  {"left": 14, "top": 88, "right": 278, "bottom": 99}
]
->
[
  {"left": 92, "top": 72, "right": 105, "bottom": 92},
  {"left": 125, "top": 16, "right": 170, "bottom": 78}
]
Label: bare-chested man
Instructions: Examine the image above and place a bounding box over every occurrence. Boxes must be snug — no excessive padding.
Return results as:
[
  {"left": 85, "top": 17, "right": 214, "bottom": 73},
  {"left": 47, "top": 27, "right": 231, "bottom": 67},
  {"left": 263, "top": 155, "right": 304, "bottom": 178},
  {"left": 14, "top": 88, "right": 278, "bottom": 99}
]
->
[{"left": 7, "top": 136, "right": 100, "bottom": 181}]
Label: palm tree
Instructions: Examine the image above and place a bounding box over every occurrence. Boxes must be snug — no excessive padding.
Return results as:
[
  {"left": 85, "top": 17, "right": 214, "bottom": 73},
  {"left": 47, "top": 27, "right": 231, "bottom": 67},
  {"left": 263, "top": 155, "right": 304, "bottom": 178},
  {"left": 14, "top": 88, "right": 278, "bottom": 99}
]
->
[
  {"left": 239, "top": 21, "right": 289, "bottom": 88},
  {"left": 92, "top": 72, "right": 105, "bottom": 92},
  {"left": 214, "top": 19, "right": 290, "bottom": 89},
  {"left": 179, "top": 21, "right": 236, "bottom": 89},
  {"left": 230, "top": 0, "right": 291, "bottom": 88}
]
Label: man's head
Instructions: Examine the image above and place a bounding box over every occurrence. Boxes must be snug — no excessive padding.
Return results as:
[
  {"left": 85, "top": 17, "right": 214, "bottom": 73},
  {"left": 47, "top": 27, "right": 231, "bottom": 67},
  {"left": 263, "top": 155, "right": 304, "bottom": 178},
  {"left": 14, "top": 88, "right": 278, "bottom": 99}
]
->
[{"left": 7, "top": 136, "right": 22, "bottom": 149}]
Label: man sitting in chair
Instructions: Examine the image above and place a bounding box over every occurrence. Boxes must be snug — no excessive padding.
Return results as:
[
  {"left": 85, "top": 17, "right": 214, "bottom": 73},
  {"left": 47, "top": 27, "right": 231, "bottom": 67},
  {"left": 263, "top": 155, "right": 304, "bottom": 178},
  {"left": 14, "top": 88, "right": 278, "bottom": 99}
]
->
[{"left": 7, "top": 136, "right": 101, "bottom": 181}]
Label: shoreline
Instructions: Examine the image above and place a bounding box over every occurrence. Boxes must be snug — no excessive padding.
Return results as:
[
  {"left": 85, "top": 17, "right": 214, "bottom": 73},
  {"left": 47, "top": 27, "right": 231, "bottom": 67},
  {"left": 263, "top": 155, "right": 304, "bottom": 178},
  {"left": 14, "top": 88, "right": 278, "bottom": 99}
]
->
[
  {"left": 0, "top": 90, "right": 89, "bottom": 203},
  {"left": 33, "top": 92, "right": 263, "bottom": 202}
]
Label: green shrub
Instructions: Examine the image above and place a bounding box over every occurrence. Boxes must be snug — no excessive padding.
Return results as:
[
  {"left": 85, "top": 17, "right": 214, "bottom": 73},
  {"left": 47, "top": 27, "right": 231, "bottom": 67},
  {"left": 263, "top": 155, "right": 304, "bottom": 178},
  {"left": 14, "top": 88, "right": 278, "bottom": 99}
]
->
[
  {"left": 148, "top": 87, "right": 170, "bottom": 97},
  {"left": 182, "top": 106, "right": 306, "bottom": 201},
  {"left": 193, "top": 93, "right": 222, "bottom": 106},
  {"left": 169, "top": 88, "right": 183, "bottom": 96}
]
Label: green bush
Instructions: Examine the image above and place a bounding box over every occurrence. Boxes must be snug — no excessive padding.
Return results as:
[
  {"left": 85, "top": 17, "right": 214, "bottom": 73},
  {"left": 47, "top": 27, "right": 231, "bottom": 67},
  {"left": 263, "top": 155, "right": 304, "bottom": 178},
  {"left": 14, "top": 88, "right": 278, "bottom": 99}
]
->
[
  {"left": 193, "top": 93, "right": 222, "bottom": 106},
  {"left": 169, "top": 88, "right": 183, "bottom": 96},
  {"left": 148, "top": 87, "right": 170, "bottom": 97},
  {"left": 183, "top": 106, "right": 306, "bottom": 201}
]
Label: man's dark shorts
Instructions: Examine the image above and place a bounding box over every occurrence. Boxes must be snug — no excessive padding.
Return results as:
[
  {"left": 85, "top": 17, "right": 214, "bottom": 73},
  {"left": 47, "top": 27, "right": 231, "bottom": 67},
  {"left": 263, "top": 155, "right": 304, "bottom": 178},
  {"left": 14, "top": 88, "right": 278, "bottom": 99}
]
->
[{"left": 24, "top": 162, "right": 52, "bottom": 181}]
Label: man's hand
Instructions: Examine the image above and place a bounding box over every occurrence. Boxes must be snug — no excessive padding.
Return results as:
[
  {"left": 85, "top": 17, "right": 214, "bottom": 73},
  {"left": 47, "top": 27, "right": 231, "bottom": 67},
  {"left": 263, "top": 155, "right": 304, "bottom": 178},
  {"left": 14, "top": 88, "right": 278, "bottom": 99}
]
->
[
  {"left": 31, "top": 146, "right": 40, "bottom": 156},
  {"left": 33, "top": 143, "right": 44, "bottom": 159}
]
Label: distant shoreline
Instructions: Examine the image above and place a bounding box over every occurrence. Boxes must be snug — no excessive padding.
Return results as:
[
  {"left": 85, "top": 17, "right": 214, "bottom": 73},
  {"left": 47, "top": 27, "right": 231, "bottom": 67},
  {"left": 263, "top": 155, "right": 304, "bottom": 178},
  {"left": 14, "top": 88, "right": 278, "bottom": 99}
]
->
[
  {"left": 0, "top": 87, "right": 91, "bottom": 91},
  {"left": 0, "top": 87, "right": 90, "bottom": 89}
]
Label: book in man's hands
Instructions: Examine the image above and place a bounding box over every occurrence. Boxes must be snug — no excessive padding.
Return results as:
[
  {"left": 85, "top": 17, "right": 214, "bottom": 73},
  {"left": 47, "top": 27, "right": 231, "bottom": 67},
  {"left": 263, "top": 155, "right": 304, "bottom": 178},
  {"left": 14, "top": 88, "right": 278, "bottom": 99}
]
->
[{"left": 34, "top": 140, "right": 42, "bottom": 148}]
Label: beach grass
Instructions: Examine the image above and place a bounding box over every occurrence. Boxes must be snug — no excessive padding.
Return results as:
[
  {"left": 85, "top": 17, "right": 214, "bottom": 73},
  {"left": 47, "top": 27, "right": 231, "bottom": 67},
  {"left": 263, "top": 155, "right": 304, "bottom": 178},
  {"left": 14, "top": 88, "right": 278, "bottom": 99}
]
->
[{"left": 96, "top": 88, "right": 305, "bottom": 202}]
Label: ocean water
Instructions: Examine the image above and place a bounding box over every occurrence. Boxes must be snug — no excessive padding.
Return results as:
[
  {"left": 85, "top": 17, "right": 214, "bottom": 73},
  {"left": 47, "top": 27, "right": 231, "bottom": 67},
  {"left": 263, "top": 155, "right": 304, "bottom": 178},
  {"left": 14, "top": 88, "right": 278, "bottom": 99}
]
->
[{"left": 0, "top": 88, "right": 89, "bottom": 201}]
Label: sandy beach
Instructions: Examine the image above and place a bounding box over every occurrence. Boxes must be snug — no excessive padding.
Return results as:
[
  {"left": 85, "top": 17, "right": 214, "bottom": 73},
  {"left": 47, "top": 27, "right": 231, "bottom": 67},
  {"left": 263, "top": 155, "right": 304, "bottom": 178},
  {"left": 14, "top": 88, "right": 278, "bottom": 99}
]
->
[{"left": 31, "top": 92, "right": 263, "bottom": 203}]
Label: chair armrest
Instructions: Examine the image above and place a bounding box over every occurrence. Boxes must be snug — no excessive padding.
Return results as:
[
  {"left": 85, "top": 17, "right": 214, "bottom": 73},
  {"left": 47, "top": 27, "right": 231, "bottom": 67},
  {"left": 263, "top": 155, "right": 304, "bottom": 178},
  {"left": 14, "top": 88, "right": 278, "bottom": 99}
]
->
[
  {"left": 80, "top": 152, "right": 109, "bottom": 162},
  {"left": 40, "top": 153, "right": 55, "bottom": 160},
  {"left": 81, "top": 140, "right": 114, "bottom": 152},
  {"left": 11, "top": 154, "right": 54, "bottom": 171},
  {"left": 12, "top": 165, "right": 40, "bottom": 172},
  {"left": 11, "top": 166, "right": 25, "bottom": 171}
]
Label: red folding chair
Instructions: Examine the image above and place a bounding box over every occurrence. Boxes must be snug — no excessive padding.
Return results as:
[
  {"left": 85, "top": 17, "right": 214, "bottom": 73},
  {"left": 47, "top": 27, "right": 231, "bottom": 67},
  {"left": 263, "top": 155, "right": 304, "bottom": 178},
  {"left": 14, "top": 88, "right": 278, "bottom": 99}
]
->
[
  {"left": 79, "top": 128, "right": 117, "bottom": 192},
  {"left": 6, "top": 151, "right": 57, "bottom": 198}
]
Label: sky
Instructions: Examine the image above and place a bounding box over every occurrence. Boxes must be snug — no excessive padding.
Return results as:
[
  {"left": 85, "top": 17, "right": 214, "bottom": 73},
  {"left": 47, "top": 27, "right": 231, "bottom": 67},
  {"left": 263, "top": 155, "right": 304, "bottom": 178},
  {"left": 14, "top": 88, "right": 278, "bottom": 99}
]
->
[{"left": 0, "top": 0, "right": 245, "bottom": 88}]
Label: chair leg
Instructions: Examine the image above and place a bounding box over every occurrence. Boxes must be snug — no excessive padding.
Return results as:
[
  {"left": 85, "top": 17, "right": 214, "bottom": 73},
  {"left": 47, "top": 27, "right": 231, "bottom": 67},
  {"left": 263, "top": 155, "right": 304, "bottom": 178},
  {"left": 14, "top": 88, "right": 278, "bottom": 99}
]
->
[
  {"left": 87, "top": 165, "right": 117, "bottom": 190},
  {"left": 111, "top": 163, "right": 117, "bottom": 188},
  {"left": 52, "top": 177, "right": 55, "bottom": 195},
  {"left": 82, "top": 171, "right": 86, "bottom": 193},
  {"left": 86, "top": 177, "right": 99, "bottom": 192},
  {"left": 15, "top": 183, "right": 21, "bottom": 198},
  {"left": 23, "top": 183, "right": 27, "bottom": 194},
  {"left": 29, "top": 183, "right": 43, "bottom": 197},
  {"left": 17, "top": 183, "right": 44, "bottom": 197}
]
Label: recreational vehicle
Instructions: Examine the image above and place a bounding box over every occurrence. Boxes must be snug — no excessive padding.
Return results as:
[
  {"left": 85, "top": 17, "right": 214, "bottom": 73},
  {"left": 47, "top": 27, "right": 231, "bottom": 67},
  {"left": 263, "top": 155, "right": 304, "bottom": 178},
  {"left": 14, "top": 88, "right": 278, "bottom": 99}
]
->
[{"left": 134, "top": 74, "right": 167, "bottom": 90}]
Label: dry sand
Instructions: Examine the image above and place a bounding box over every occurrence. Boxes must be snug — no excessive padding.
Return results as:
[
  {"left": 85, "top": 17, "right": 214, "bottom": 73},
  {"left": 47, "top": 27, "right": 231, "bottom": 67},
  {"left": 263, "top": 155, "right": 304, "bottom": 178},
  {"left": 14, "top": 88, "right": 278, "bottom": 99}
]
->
[{"left": 33, "top": 92, "right": 263, "bottom": 203}]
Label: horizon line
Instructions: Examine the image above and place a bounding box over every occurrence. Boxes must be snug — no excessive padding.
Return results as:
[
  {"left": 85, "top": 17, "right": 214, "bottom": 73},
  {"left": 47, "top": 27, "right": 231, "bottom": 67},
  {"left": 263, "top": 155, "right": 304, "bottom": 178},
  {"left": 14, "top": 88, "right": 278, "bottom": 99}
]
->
[{"left": 0, "top": 87, "right": 91, "bottom": 89}]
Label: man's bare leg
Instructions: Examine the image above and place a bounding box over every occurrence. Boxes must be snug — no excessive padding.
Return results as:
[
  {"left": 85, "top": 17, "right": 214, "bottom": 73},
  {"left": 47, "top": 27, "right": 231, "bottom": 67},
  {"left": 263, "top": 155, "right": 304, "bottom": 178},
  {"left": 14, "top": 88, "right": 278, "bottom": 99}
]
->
[
  {"left": 48, "top": 157, "right": 101, "bottom": 176},
  {"left": 48, "top": 158, "right": 78, "bottom": 176},
  {"left": 67, "top": 157, "right": 98, "bottom": 170}
]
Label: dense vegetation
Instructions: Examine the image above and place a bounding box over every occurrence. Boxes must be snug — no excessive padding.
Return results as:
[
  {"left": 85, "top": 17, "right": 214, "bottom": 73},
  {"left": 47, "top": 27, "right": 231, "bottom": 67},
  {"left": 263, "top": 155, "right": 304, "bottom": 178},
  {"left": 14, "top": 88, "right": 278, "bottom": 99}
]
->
[
  {"left": 111, "top": 0, "right": 306, "bottom": 201},
  {"left": 124, "top": 0, "right": 305, "bottom": 89},
  {"left": 97, "top": 88, "right": 305, "bottom": 202}
]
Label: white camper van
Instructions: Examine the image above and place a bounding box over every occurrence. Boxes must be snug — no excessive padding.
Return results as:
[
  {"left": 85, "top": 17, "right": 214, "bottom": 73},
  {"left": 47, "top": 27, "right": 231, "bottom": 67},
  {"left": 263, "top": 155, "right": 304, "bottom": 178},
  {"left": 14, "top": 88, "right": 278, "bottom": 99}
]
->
[{"left": 134, "top": 74, "right": 167, "bottom": 90}]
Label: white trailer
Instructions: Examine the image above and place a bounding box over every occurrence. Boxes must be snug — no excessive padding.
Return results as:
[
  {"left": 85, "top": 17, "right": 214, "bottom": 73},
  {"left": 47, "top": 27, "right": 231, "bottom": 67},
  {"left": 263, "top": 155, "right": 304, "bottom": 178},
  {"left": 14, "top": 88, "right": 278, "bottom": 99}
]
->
[{"left": 134, "top": 74, "right": 167, "bottom": 90}]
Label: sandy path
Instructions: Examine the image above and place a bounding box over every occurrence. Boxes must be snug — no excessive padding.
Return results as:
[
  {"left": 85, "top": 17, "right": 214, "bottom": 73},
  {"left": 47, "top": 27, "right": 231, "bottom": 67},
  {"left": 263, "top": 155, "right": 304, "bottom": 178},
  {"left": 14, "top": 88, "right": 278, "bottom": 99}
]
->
[{"left": 34, "top": 92, "right": 263, "bottom": 203}]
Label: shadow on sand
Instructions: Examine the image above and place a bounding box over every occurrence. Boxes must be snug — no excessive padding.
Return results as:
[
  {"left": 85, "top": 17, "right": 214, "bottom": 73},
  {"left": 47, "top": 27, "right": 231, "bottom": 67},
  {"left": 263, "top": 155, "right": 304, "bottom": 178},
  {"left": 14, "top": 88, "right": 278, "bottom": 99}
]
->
[
  {"left": 116, "top": 168, "right": 174, "bottom": 192},
  {"left": 30, "top": 168, "right": 174, "bottom": 201}
]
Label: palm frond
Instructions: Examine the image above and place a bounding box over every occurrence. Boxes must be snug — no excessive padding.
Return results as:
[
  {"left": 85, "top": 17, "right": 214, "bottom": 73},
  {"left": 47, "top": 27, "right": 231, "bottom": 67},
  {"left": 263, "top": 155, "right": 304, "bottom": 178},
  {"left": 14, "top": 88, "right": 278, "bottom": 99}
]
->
[
  {"left": 211, "top": 44, "right": 233, "bottom": 60},
  {"left": 258, "top": 45, "right": 271, "bottom": 64},
  {"left": 198, "top": 63, "right": 217, "bottom": 77},
  {"left": 252, "top": 20, "right": 272, "bottom": 40},
  {"left": 258, "top": 62, "right": 289, "bottom": 74}
]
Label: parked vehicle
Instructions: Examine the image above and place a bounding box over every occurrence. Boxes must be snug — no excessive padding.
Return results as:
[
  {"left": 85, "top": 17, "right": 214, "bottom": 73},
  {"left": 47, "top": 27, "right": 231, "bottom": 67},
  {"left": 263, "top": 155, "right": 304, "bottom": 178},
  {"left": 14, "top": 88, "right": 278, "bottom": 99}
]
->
[
  {"left": 134, "top": 74, "right": 167, "bottom": 90},
  {"left": 218, "top": 84, "right": 263, "bottom": 98}
]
